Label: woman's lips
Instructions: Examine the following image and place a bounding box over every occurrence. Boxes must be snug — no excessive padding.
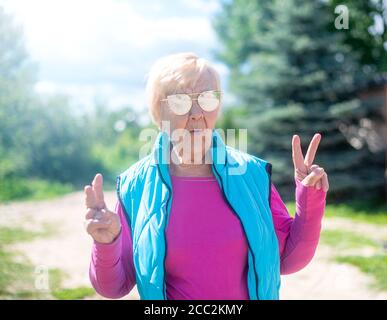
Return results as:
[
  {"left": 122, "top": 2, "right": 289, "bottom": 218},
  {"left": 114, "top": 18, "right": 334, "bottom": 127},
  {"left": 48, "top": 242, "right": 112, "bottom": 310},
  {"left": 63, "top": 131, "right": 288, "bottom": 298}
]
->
[{"left": 189, "top": 129, "right": 206, "bottom": 135}]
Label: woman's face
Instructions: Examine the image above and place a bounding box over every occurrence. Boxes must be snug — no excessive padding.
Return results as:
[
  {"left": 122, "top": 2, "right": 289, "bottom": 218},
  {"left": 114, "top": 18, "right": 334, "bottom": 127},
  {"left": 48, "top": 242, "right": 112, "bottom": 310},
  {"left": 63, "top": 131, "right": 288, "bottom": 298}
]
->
[{"left": 160, "top": 70, "right": 220, "bottom": 164}]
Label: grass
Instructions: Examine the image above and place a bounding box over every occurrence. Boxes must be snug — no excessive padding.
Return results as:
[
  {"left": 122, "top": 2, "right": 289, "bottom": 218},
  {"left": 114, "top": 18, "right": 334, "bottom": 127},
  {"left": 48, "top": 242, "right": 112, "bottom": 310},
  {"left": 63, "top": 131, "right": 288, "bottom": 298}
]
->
[
  {"left": 320, "top": 229, "right": 380, "bottom": 250},
  {"left": 0, "top": 249, "right": 35, "bottom": 298},
  {"left": 285, "top": 200, "right": 387, "bottom": 225},
  {"left": 316, "top": 223, "right": 386, "bottom": 292},
  {"left": 323, "top": 202, "right": 387, "bottom": 225},
  {"left": 0, "top": 178, "right": 74, "bottom": 202},
  {"left": 52, "top": 287, "right": 96, "bottom": 300},
  {"left": 335, "top": 255, "right": 387, "bottom": 291},
  {"left": 0, "top": 225, "right": 55, "bottom": 245},
  {"left": 286, "top": 198, "right": 387, "bottom": 292},
  {"left": 0, "top": 225, "right": 95, "bottom": 299},
  {"left": 0, "top": 225, "right": 57, "bottom": 299}
]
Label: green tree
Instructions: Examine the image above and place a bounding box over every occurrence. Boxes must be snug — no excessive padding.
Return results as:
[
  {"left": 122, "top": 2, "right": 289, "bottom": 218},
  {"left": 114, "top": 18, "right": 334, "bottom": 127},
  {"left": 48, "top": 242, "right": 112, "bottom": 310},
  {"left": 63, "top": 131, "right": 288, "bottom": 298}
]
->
[
  {"left": 214, "top": 0, "right": 385, "bottom": 200},
  {"left": 0, "top": 6, "right": 109, "bottom": 199},
  {"left": 86, "top": 103, "right": 144, "bottom": 188},
  {"left": 0, "top": 6, "right": 37, "bottom": 180},
  {"left": 328, "top": 0, "right": 387, "bottom": 71}
]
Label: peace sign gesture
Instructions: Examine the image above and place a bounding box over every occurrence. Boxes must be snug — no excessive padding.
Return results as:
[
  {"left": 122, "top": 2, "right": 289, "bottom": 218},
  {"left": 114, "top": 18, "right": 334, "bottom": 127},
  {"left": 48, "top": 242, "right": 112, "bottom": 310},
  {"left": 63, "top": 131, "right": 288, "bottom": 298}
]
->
[{"left": 292, "top": 133, "right": 329, "bottom": 192}]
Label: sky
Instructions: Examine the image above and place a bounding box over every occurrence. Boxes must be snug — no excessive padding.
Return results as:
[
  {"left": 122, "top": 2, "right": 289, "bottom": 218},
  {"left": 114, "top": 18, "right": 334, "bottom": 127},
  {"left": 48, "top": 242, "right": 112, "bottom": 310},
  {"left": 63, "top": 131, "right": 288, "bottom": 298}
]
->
[{"left": 0, "top": 0, "right": 230, "bottom": 117}]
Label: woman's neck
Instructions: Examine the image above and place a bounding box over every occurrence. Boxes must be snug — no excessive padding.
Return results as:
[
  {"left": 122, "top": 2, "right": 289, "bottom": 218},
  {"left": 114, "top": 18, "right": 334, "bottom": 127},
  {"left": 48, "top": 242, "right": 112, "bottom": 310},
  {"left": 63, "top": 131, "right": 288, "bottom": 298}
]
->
[
  {"left": 169, "top": 162, "right": 213, "bottom": 177},
  {"left": 169, "top": 144, "right": 214, "bottom": 177}
]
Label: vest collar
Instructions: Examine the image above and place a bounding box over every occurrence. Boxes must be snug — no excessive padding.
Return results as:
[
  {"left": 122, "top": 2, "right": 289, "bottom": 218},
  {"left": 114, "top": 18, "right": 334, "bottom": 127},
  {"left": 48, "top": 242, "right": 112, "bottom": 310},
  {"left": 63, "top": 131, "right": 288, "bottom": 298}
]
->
[{"left": 150, "top": 129, "right": 227, "bottom": 169}]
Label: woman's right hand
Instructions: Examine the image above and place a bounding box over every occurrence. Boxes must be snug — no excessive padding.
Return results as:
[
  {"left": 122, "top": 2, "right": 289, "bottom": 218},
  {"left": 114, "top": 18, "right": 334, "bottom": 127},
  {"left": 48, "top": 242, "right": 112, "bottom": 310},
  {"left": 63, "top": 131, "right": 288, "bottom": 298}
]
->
[{"left": 84, "top": 173, "right": 121, "bottom": 244}]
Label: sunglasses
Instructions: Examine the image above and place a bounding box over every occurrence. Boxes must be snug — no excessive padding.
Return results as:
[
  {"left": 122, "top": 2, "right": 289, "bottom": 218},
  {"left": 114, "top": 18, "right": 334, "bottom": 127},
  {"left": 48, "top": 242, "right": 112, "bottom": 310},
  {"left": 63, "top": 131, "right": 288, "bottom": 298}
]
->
[{"left": 160, "top": 90, "right": 222, "bottom": 115}]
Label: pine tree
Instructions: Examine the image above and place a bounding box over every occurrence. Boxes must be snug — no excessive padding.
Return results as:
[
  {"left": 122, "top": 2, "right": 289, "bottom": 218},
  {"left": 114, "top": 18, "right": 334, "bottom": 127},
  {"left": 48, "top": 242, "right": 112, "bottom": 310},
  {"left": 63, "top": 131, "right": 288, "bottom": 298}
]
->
[{"left": 213, "top": 0, "right": 385, "bottom": 201}]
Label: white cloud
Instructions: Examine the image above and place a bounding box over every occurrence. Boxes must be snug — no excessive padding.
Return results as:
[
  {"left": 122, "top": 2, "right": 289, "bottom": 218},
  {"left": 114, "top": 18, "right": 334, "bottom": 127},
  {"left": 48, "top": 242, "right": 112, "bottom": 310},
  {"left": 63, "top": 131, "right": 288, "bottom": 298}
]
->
[
  {"left": 0, "top": 0, "right": 226, "bottom": 114},
  {"left": 1, "top": 0, "right": 216, "bottom": 65},
  {"left": 34, "top": 80, "right": 147, "bottom": 113}
]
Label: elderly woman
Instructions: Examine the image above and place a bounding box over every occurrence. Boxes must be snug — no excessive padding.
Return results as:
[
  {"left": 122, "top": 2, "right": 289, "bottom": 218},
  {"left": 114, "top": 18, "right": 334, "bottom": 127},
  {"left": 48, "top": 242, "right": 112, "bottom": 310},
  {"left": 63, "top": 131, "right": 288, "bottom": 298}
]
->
[{"left": 84, "top": 52, "right": 329, "bottom": 300}]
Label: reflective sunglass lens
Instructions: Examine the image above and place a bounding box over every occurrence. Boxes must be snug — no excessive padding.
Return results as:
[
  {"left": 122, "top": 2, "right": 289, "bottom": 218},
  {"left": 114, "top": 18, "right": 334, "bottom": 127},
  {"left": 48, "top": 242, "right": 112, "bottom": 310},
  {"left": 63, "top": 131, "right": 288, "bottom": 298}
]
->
[
  {"left": 198, "top": 91, "right": 220, "bottom": 112},
  {"left": 167, "top": 94, "right": 191, "bottom": 115}
]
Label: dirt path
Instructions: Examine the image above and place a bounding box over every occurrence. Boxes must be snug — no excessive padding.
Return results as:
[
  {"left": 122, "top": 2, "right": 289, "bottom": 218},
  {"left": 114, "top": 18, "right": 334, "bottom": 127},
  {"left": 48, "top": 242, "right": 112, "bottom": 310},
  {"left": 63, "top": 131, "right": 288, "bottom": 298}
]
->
[{"left": 0, "top": 191, "right": 386, "bottom": 300}]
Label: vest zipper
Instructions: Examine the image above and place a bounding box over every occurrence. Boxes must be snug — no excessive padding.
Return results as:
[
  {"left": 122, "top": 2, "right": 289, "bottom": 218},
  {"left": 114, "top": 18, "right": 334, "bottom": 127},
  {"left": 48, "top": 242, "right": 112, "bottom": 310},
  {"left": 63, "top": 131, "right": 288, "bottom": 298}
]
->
[
  {"left": 212, "top": 165, "right": 260, "bottom": 300},
  {"left": 156, "top": 165, "right": 172, "bottom": 300}
]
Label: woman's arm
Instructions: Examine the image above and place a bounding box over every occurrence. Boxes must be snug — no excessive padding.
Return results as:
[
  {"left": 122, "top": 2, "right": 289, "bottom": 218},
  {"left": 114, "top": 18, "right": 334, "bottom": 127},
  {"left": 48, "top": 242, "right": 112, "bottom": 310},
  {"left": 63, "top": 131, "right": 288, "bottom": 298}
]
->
[
  {"left": 270, "top": 180, "right": 326, "bottom": 275},
  {"left": 89, "top": 201, "right": 136, "bottom": 298}
]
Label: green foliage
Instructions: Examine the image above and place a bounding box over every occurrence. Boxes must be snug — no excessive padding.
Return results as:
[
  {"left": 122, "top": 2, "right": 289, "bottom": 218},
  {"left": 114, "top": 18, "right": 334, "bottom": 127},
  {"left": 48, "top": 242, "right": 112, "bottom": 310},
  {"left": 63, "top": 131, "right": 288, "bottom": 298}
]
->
[
  {"left": 0, "top": 225, "right": 53, "bottom": 245},
  {"left": 321, "top": 229, "right": 380, "bottom": 249},
  {"left": 0, "top": 225, "right": 95, "bottom": 299},
  {"left": 86, "top": 103, "right": 145, "bottom": 189},
  {"left": 52, "top": 287, "right": 95, "bottom": 300},
  {"left": 0, "top": 6, "right": 37, "bottom": 181},
  {"left": 0, "top": 226, "right": 51, "bottom": 298},
  {"left": 216, "top": 106, "right": 248, "bottom": 131},
  {"left": 214, "top": 0, "right": 386, "bottom": 201},
  {"left": 327, "top": 0, "right": 387, "bottom": 72},
  {"left": 286, "top": 199, "right": 387, "bottom": 224},
  {"left": 323, "top": 201, "right": 387, "bottom": 225},
  {"left": 0, "top": 178, "right": 74, "bottom": 202},
  {"left": 0, "top": 249, "right": 33, "bottom": 298},
  {"left": 0, "top": 6, "right": 144, "bottom": 200}
]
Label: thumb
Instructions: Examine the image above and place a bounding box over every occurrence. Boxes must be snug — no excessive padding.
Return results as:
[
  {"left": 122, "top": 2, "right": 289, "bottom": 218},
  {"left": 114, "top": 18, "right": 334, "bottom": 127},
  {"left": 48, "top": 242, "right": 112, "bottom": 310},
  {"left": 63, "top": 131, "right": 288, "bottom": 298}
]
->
[
  {"left": 101, "top": 208, "right": 118, "bottom": 220},
  {"left": 302, "top": 167, "right": 325, "bottom": 187}
]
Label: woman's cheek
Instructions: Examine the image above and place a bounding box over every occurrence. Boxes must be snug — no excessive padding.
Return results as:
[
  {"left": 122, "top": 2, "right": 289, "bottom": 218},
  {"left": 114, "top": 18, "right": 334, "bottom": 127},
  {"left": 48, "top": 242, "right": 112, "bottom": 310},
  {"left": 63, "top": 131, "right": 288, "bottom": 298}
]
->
[{"left": 207, "top": 108, "right": 220, "bottom": 128}]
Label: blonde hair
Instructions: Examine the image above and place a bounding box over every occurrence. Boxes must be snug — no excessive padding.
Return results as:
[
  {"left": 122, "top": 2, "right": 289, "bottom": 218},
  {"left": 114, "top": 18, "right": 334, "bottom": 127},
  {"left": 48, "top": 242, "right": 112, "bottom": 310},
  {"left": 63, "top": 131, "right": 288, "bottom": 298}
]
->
[{"left": 145, "top": 52, "right": 221, "bottom": 127}]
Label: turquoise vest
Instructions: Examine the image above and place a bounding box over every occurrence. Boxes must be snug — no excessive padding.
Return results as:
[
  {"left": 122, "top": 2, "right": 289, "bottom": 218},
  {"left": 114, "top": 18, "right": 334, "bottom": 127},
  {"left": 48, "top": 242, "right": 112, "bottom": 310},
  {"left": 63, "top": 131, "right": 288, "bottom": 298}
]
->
[{"left": 116, "top": 129, "right": 281, "bottom": 300}]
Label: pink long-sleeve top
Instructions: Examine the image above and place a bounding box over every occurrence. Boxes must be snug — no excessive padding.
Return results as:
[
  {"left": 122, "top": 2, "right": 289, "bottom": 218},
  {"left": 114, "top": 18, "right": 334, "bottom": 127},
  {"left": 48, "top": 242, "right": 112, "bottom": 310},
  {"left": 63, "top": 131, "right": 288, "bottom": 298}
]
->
[{"left": 89, "top": 176, "right": 326, "bottom": 300}]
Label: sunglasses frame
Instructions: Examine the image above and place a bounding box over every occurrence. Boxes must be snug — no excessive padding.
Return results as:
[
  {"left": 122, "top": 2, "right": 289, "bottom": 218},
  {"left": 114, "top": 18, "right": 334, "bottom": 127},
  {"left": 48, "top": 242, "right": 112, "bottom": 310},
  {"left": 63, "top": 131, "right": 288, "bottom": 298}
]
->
[{"left": 160, "top": 90, "right": 222, "bottom": 115}]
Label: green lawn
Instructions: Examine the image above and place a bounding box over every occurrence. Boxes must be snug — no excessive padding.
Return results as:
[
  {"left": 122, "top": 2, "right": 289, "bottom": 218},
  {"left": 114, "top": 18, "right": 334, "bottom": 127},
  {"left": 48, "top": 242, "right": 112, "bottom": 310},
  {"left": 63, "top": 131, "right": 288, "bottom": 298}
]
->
[
  {"left": 285, "top": 200, "right": 387, "bottom": 225},
  {"left": 336, "top": 255, "right": 387, "bottom": 291},
  {"left": 0, "top": 226, "right": 95, "bottom": 299},
  {"left": 285, "top": 200, "right": 387, "bottom": 292},
  {"left": 320, "top": 229, "right": 380, "bottom": 250}
]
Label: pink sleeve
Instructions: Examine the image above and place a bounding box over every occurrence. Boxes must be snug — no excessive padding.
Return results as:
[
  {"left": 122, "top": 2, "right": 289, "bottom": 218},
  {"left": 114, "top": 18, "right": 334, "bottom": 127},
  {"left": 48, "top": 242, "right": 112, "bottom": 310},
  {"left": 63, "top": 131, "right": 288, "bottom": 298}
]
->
[
  {"left": 270, "top": 179, "right": 326, "bottom": 275},
  {"left": 89, "top": 200, "right": 136, "bottom": 298}
]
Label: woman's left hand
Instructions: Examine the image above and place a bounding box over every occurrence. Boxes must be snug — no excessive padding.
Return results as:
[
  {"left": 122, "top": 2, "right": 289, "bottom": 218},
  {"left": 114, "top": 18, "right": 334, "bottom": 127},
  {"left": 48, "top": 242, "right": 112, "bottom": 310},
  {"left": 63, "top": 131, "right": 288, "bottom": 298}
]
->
[{"left": 292, "top": 133, "right": 329, "bottom": 192}]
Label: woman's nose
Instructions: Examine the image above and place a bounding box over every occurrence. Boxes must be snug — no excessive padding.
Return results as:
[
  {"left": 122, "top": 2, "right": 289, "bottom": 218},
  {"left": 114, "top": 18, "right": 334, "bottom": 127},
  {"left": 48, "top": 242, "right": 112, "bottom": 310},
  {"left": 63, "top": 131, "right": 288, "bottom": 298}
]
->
[{"left": 189, "top": 100, "right": 204, "bottom": 120}]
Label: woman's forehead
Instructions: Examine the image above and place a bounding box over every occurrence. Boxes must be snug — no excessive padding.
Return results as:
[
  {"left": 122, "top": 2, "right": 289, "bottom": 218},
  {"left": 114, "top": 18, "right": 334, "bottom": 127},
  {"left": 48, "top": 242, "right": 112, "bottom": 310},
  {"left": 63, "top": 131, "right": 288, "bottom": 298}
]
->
[{"left": 168, "top": 74, "right": 219, "bottom": 94}]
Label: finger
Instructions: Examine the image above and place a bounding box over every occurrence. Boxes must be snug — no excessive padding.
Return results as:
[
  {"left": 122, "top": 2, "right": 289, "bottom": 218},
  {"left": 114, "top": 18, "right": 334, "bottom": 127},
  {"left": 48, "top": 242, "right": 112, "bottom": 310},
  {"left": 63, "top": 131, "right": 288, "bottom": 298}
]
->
[
  {"left": 304, "top": 133, "right": 321, "bottom": 167},
  {"left": 292, "top": 135, "right": 306, "bottom": 171},
  {"left": 92, "top": 173, "right": 105, "bottom": 210},
  {"left": 322, "top": 173, "right": 329, "bottom": 192},
  {"left": 295, "top": 168, "right": 307, "bottom": 181},
  {"left": 84, "top": 185, "right": 98, "bottom": 209},
  {"left": 302, "top": 167, "right": 325, "bottom": 187},
  {"left": 309, "top": 164, "right": 325, "bottom": 191},
  {"left": 85, "top": 208, "right": 96, "bottom": 220},
  {"left": 98, "top": 209, "right": 116, "bottom": 223},
  {"left": 85, "top": 219, "right": 111, "bottom": 234},
  {"left": 308, "top": 164, "right": 319, "bottom": 173},
  {"left": 85, "top": 208, "right": 106, "bottom": 221},
  {"left": 101, "top": 208, "right": 116, "bottom": 219}
]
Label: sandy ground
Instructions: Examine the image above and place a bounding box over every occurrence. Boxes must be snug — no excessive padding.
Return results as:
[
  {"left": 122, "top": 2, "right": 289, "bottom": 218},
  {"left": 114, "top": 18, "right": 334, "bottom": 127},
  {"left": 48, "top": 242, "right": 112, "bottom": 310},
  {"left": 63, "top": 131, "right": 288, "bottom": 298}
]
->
[{"left": 0, "top": 191, "right": 386, "bottom": 300}]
